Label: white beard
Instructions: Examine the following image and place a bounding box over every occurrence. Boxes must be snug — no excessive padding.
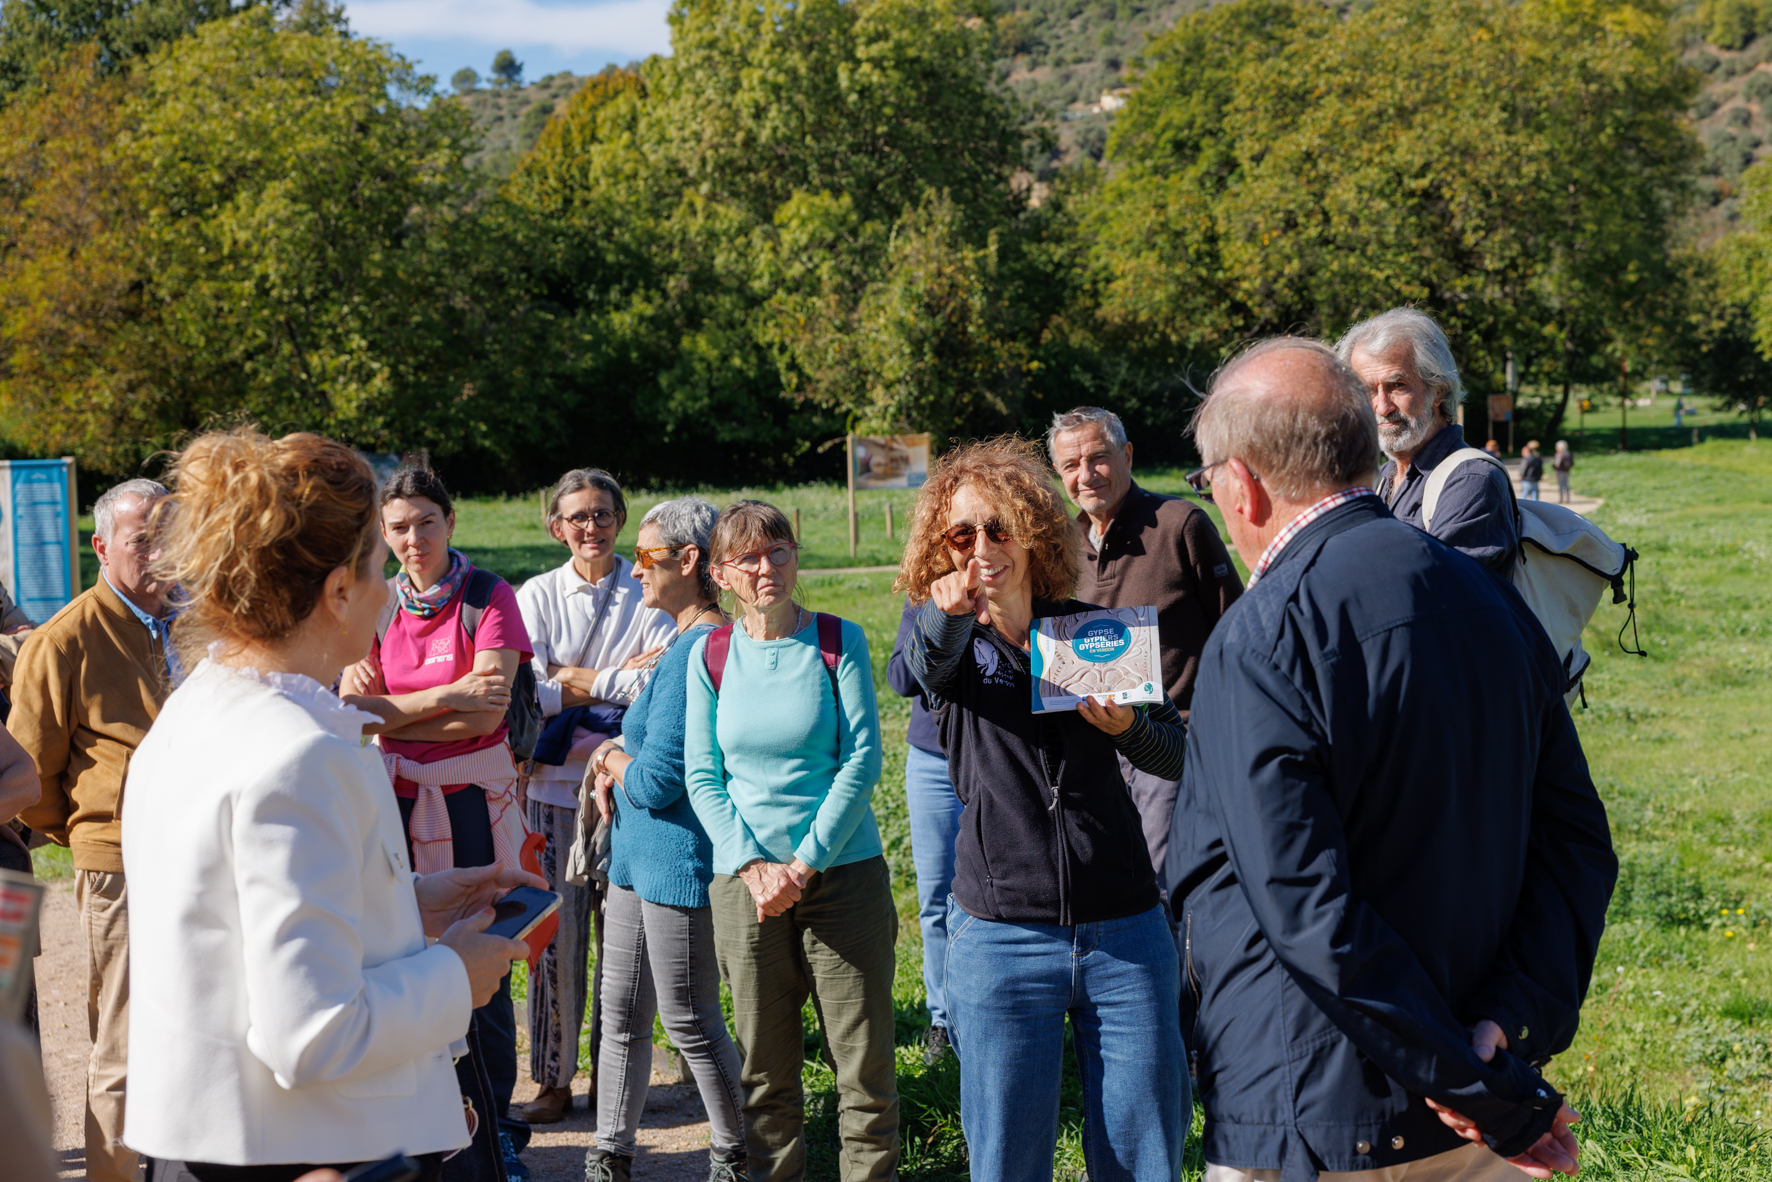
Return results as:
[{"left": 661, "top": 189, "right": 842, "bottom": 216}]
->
[{"left": 1378, "top": 403, "right": 1440, "bottom": 460}]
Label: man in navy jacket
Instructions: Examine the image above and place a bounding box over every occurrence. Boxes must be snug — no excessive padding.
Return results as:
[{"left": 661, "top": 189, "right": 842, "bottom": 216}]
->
[{"left": 1171, "top": 339, "right": 1616, "bottom": 1182}]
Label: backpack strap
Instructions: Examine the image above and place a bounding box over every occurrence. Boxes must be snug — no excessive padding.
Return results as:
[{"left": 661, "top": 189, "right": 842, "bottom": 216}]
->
[
  {"left": 458, "top": 566, "right": 496, "bottom": 643},
  {"left": 702, "top": 614, "right": 842, "bottom": 702},
  {"left": 1421, "top": 447, "right": 1509, "bottom": 532},
  {"left": 704, "top": 623, "right": 735, "bottom": 693},
  {"left": 375, "top": 577, "right": 399, "bottom": 644},
  {"left": 816, "top": 612, "right": 842, "bottom": 703}
]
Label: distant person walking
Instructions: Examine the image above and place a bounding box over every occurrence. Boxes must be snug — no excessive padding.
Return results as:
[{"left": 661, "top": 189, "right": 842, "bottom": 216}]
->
[
  {"left": 1520, "top": 441, "right": 1544, "bottom": 501},
  {"left": 1553, "top": 441, "right": 1574, "bottom": 504},
  {"left": 1673, "top": 395, "right": 1685, "bottom": 427},
  {"left": 515, "top": 469, "right": 673, "bottom": 1126},
  {"left": 14, "top": 477, "right": 170, "bottom": 1182},
  {"left": 684, "top": 500, "right": 898, "bottom": 1182},
  {"left": 899, "top": 439, "right": 1188, "bottom": 1182},
  {"left": 581, "top": 497, "right": 747, "bottom": 1182}
]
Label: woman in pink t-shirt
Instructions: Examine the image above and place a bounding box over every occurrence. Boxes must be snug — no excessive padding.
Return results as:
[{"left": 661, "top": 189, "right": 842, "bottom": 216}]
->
[{"left": 339, "top": 465, "right": 534, "bottom": 1174}]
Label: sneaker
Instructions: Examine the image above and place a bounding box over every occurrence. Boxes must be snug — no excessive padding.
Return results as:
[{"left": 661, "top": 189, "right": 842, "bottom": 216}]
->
[
  {"left": 500, "top": 1130, "right": 532, "bottom": 1182},
  {"left": 585, "top": 1150, "right": 634, "bottom": 1182},
  {"left": 708, "top": 1149, "right": 748, "bottom": 1182},
  {"left": 921, "top": 1024, "right": 952, "bottom": 1065}
]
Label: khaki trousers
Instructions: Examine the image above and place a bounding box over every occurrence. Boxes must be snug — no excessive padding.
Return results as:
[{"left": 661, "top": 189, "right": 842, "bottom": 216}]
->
[
  {"left": 710, "top": 856, "right": 900, "bottom": 1182},
  {"left": 1205, "top": 1142, "right": 1525, "bottom": 1182},
  {"left": 79, "top": 870, "right": 138, "bottom": 1182}
]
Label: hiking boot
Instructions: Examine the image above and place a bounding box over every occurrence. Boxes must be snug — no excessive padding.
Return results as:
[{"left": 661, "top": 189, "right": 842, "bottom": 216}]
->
[
  {"left": 921, "top": 1024, "right": 952, "bottom": 1065},
  {"left": 708, "top": 1148, "right": 748, "bottom": 1182},
  {"left": 500, "top": 1130, "right": 532, "bottom": 1182},
  {"left": 586, "top": 1150, "right": 634, "bottom": 1182},
  {"left": 516, "top": 1084, "right": 574, "bottom": 1125}
]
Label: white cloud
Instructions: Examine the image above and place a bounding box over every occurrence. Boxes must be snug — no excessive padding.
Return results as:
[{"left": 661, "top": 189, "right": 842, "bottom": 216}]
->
[{"left": 346, "top": 0, "right": 674, "bottom": 60}]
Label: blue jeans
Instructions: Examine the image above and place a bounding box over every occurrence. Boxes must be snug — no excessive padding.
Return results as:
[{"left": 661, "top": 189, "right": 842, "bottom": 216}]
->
[
  {"left": 1520, "top": 480, "right": 1541, "bottom": 501},
  {"left": 946, "top": 902, "right": 1186, "bottom": 1182},
  {"left": 905, "top": 743, "right": 963, "bottom": 1029}
]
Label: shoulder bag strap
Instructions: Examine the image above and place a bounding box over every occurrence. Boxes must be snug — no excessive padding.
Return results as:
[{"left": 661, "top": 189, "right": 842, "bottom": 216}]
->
[
  {"left": 1421, "top": 447, "right": 1507, "bottom": 532},
  {"left": 704, "top": 623, "right": 735, "bottom": 693}
]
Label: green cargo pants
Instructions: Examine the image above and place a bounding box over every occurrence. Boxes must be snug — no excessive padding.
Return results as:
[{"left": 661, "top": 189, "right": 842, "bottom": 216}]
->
[{"left": 710, "top": 855, "right": 900, "bottom": 1182}]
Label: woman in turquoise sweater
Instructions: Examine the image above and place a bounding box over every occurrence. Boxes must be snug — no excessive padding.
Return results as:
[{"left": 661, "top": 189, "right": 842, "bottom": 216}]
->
[
  {"left": 583, "top": 498, "right": 746, "bottom": 1182},
  {"left": 684, "top": 500, "right": 898, "bottom": 1182}
]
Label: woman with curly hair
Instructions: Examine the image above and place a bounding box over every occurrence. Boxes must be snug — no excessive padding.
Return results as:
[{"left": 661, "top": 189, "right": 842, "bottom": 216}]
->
[{"left": 898, "top": 437, "right": 1189, "bottom": 1182}]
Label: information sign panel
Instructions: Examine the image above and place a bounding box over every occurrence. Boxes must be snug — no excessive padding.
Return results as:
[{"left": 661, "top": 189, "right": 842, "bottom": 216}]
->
[{"left": 0, "top": 459, "right": 79, "bottom": 624}]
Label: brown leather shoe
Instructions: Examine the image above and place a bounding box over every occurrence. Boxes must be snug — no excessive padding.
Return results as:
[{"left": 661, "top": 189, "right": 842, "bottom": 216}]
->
[{"left": 517, "top": 1084, "right": 574, "bottom": 1124}]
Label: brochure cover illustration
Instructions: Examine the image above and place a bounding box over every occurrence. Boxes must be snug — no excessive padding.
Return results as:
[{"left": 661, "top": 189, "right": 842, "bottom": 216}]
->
[{"left": 1029, "top": 606, "right": 1164, "bottom": 714}]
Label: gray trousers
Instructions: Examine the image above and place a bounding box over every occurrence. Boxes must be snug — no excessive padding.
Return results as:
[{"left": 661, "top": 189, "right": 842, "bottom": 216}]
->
[
  {"left": 527, "top": 800, "right": 601, "bottom": 1090},
  {"left": 596, "top": 884, "right": 746, "bottom": 1157}
]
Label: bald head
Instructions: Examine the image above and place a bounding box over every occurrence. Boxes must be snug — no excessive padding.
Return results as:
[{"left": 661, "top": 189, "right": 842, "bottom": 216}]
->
[{"left": 1192, "top": 338, "right": 1380, "bottom": 503}]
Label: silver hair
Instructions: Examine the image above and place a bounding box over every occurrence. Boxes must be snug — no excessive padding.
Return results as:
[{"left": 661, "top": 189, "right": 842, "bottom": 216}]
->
[
  {"left": 638, "top": 497, "right": 720, "bottom": 600},
  {"left": 1192, "top": 338, "right": 1380, "bottom": 501},
  {"left": 546, "top": 468, "right": 626, "bottom": 526},
  {"left": 1334, "top": 307, "right": 1464, "bottom": 416},
  {"left": 1046, "top": 406, "right": 1128, "bottom": 464},
  {"left": 94, "top": 479, "right": 169, "bottom": 543}
]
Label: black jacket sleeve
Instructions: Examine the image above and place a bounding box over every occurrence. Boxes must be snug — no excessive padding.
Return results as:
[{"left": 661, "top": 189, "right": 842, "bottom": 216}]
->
[
  {"left": 1201, "top": 641, "right": 1564, "bottom": 1157},
  {"left": 1464, "top": 698, "right": 1616, "bottom": 1064},
  {"left": 886, "top": 599, "right": 921, "bottom": 699},
  {"left": 904, "top": 599, "right": 974, "bottom": 704}
]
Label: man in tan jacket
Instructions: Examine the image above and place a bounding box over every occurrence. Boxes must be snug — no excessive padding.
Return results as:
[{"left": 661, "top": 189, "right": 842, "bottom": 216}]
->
[{"left": 15, "top": 478, "right": 170, "bottom": 1182}]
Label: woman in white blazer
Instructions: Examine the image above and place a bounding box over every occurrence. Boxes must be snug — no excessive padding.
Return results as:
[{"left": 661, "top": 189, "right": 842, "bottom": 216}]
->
[{"left": 122, "top": 428, "right": 542, "bottom": 1182}]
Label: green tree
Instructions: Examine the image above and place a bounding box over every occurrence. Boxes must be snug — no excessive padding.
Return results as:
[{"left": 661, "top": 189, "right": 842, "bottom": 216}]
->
[
  {"left": 490, "top": 47, "right": 521, "bottom": 88},
  {"left": 1089, "top": 0, "right": 1698, "bottom": 428},
  {"left": 0, "top": 0, "right": 281, "bottom": 98},
  {"left": 451, "top": 65, "right": 477, "bottom": 93},
  {"left": 500, "top": 0, "right": 1043, "bottom": 484}
]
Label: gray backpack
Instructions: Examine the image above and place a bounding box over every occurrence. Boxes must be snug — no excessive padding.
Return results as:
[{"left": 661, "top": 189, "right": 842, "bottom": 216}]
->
[{"left": 1423, "top": 448, "right": 1642, "bottom": 703}]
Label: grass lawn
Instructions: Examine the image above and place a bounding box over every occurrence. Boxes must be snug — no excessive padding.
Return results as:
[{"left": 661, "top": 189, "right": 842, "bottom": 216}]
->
[{"left": 27, "top": 438, "right": 1772, "bottom": 1177}]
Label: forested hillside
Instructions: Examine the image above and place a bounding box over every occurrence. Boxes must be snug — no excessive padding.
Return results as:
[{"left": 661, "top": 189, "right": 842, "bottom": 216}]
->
[{"left": 3, "top": 0, "right": 1771, "bottom": 498}]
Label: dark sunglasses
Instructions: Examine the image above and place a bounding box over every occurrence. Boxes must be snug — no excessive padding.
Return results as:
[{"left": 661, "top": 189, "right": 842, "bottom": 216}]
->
[
  {"left": 940, "top": 520, "right": 1015, "bottom": 552},
  {"left": 1183, "top": 459, "right": 1258, "bottom": 504}
]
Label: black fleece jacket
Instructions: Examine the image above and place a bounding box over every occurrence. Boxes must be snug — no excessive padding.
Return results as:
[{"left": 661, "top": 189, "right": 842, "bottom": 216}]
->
[{"left": 905, "top": 597, "right": 1186, "bottom": 926}]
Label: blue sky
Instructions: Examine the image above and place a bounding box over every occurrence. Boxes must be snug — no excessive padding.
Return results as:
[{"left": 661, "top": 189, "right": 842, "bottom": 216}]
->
[{"left": 341, "top": 0, "right": 674, "bottom": 87}]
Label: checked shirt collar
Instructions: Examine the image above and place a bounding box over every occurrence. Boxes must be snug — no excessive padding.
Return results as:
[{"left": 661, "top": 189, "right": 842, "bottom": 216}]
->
[{"left": 1245, "top": 487, "right": 1378, "bottom": 588}]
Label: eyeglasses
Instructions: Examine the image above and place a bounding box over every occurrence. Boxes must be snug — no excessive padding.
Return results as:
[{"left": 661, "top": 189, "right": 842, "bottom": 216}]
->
[
  {"left": 721, "top": 543, "right": 798, "bottom": 572},
  {"left": 634, "top": 544, "right": 684, "bottom": 570},
  {"left": 1183, "top": 459, "right": 1259, "bottom": 504},
  {"left": 560, "top": 509, "right": 618, "bottom": 532},
  {"left": 940, "top": 520, "right": 1015, "bottom": 552}
]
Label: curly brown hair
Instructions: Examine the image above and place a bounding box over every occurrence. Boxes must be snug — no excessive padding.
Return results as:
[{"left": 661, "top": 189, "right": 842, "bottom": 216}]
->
[{"left": 895, "top": 436, "right": 1080, "bottom": 605}]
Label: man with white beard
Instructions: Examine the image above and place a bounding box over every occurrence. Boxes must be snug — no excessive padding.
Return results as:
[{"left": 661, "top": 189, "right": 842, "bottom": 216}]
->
[{"left": 1336, "top": 308, "right": 1519, "bottom": 576}]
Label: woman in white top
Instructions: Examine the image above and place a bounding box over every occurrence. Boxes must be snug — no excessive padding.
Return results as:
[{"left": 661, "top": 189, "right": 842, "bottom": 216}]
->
[
  {"left": 122, "top": 428, "right": 541, "bottom": 1182},
  {"left": 512, "top": 467, "right": 672, "bottom": 1122}
]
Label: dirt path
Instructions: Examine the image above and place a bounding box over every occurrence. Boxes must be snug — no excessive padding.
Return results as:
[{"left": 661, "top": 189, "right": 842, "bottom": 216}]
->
[{"left": 34, "top": 881, "right": 713, "bottom": 1182}]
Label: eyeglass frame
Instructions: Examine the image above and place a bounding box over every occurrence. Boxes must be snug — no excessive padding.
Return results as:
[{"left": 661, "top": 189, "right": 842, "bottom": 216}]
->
[
  {"left": 1183, "top": 458, "right": 1259, "bottom": 505},
  {"left": 558, "top": 508, "right": 620, "bottom": 532},
  {"left": 939, "top": 519, "right": 1016, "bottom": 553},
  {"left": 718, "top": 542, "right": 800, "bottom": 572}
]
